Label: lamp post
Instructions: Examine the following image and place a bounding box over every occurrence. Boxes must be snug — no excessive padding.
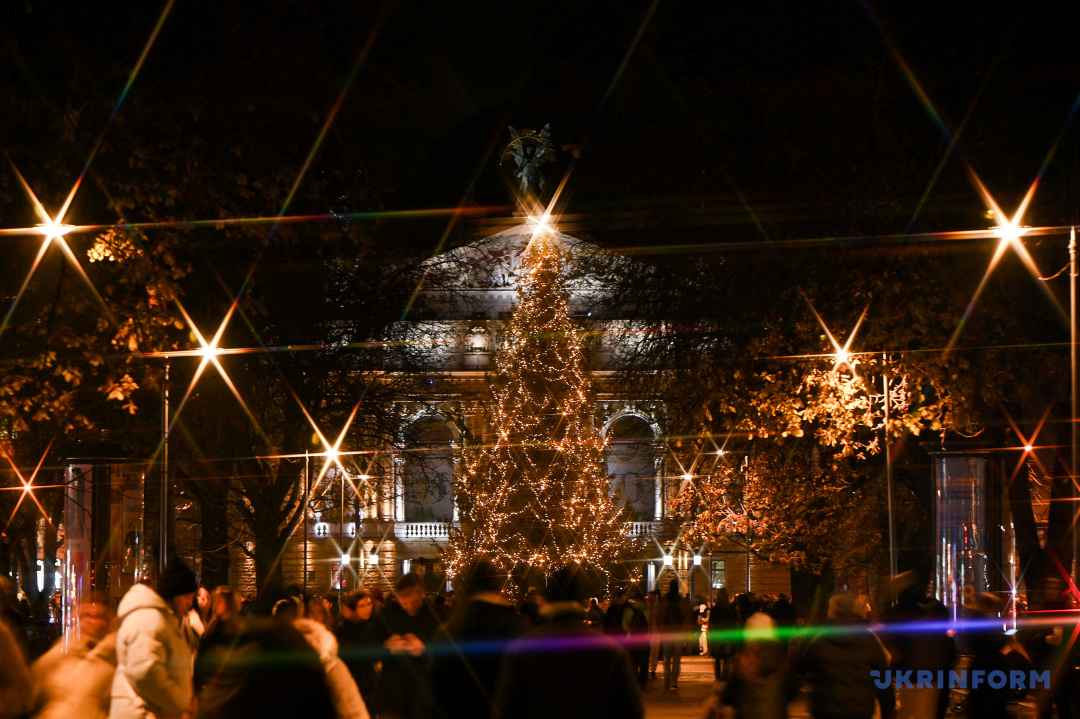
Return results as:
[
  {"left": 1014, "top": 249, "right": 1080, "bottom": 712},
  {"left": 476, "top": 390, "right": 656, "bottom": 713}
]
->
[
  {"left": 159, "top": 360, "right": 170, "bottom": 578},
  {"left": 992, "top": 223, "right": 1079, "bottom": 588},
  {"left": 341, "top": 466, "right": 347, "bottom": 594},
  {"left": 883, "top": 358, "right": 897, "bottom": 579},
  {"left": 742, "top": 456, "right": 751, "bottom": 593},
  {"left": 303, "top": 450, "right": 309, "bottom": 591},
  {"left": 1071, "top": 227, "right": 1078, "bottom": 589}
]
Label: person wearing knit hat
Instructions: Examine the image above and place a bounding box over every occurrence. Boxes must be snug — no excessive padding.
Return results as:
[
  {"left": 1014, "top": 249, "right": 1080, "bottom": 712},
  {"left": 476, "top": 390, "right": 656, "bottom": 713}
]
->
[
  {"left": 110, "top": 557, "right": 197, "bottom": 719},
  {"left": 156, "top": 558, "right": 199, "bottom": 602}
]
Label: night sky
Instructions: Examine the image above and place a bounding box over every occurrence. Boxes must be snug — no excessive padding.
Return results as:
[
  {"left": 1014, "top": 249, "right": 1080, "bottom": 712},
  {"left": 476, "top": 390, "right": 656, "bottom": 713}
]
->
[
  {"left": 2, "top": 0, "right": 1080, "bottom": 436},
  {"left": 4, "top": 1, "right": 1077, "bottom": 245}
]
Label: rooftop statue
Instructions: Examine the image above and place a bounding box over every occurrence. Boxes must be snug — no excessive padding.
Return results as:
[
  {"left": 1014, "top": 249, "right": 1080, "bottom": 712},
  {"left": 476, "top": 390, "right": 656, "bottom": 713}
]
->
[{"left": 501, "top": 125, "right": 555, "bottom": 205}]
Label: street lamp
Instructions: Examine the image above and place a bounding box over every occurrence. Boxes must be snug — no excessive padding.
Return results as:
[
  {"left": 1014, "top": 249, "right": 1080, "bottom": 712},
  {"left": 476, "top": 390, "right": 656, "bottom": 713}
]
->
[
  {"left": 882, "top": 356, "right": 897, "bottom": 580},
  {"left": 991, "top": 223, "right": 1079, "bottom": 588},
  {"left": 159, "top": 359, "right": 169, "bottom": 578},
  {"left": 1070, "top": 228, "right": 1078, "bottom": 590},
  {"left": 743, "top": 456, "right": 751, "bottom": 593}
]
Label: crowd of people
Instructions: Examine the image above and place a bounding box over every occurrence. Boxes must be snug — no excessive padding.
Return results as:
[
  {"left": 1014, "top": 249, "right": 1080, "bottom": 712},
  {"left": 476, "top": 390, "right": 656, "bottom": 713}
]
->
[
  {"left": 698, "top": 572, "right": 1079, "bottom": 719},
  {"left": 2, "top": 562, "right": 1079, "bottom": 719}
]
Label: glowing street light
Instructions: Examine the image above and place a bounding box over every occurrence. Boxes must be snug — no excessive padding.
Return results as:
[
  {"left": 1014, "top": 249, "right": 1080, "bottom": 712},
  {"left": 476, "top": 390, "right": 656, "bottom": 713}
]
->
[
  {"left": 988, "top": 214, "right": 1078, "bottom": 589},
  {"left": 990, "top": 223, "right": 1031, "bottom": 245},
  {"left": 35, "top": 222, "right": 76, "bottom": 239}
]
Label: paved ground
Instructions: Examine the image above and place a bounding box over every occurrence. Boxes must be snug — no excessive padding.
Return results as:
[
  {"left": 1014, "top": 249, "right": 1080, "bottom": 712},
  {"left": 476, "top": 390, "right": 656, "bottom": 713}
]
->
[
  {"left": 641, "top": 656, "right": 1042, "bottom": 718},
  {"left": 641, "top": 656, "right": 815, "bottom": 719}
]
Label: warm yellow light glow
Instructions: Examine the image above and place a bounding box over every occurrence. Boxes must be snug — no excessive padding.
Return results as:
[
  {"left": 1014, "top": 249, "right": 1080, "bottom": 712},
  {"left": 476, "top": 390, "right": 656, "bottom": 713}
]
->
[
  {"left": 526, "top": 212, "right": 553, "bottom": 234},
  {"left": 834, "top": 350, "right": 851, "bottom": 367},
  {"left": 358, "top": 474, "right": 371, "bottom": 481},
  {"left": 35, "top": 222, "right": 75, "bottom": 238},
  {"left": 1024, "top": 445, "right": 1033, "bottom": 453},
  {"left": 991, "top": 224, "right": 1030, "bottom": 244},
  {"left": 682, "top": 473, "right": 694, "bottom": 481}
]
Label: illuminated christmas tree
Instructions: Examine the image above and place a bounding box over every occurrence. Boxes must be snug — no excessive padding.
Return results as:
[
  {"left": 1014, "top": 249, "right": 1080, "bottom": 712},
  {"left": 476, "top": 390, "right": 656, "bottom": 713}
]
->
[{"left": 449, "top": 227, "right": 628, "bottom": 580}]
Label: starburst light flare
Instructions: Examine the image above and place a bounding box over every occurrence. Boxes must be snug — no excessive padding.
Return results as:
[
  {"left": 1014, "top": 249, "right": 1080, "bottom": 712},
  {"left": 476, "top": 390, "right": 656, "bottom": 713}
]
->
[
  {"left": 802, "top": 294, "right": 870, "bottom": 375},
  {"left": 0, "top": 159, "right": 116, "bottom": 337},
  {"left": 1, "top": 441, "right": 59, "bottom": 538}
]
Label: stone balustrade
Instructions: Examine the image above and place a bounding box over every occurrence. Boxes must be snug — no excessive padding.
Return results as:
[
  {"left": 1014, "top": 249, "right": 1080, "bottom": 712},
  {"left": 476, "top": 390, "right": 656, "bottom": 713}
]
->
[{"left": 394, "top": 521, "right": 453, "bottom": 540}]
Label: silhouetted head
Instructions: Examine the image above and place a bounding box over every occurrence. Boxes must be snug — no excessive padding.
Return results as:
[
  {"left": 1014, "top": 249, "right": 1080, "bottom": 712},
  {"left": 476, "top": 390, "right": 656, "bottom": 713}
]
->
[
  {"left": 457, "top": 559, "right": 506, "bottom": 597},
  {"left": 543, "top": 565, "right": 588, "bottom": 604}
]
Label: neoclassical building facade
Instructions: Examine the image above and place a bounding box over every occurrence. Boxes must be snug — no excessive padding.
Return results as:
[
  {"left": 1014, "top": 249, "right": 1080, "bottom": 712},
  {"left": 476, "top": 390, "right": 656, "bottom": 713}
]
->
[{"left": 278, "top": 225, "right": 789, "bottom": 598}]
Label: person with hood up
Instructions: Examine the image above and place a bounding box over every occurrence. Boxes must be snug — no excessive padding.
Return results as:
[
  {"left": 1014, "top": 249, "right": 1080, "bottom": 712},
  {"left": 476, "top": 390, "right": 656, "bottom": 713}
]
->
[
  {"left": 110, "top": 556, "right": 198, "bottom": 719},
  {"left": 292, "top": 613, "right": 370, "bottom": 719},
  {"left": 796, "top": 591, "right": 895, "bottom": 719}
]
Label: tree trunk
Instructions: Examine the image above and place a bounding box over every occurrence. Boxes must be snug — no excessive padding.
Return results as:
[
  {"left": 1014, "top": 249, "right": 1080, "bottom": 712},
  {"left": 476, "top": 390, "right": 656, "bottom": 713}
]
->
[
  {"left": 183, "top": 476, "right": 231, "bottom": 589},
  {"left": 253, "top": 526, "right": 286, "bottom": 612},
  {"left": 199, "top": 494, "right": 231, "bottom": 589}
]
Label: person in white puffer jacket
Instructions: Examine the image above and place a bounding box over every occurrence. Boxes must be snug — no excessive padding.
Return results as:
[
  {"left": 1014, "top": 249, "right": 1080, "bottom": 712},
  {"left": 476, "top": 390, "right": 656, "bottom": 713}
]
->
[
  {"left": 293, "top": 616, "right": 370, "bottom": 719},
  {"left": 110, "top": 557, "right": 198, "bottom": 719}
]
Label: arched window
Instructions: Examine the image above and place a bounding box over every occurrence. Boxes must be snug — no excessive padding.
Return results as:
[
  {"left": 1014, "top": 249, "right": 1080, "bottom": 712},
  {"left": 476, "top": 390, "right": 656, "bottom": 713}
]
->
[
  {"left": 606, "top": 416, "right": 657, "bottom": 521},
  {"left": 403, "top": 418, "right": 455, "bottom": 522}
]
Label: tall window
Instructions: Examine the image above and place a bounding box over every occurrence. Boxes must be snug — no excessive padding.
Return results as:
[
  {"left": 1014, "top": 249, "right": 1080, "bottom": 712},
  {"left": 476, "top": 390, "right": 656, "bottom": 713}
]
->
[
  {"left": 403, "top": 418, "right": 455, "bottom": 522},
  {"left": 605, "top": 416, "right": 657, "bottom": 521},
  {"left": 711, "top": 559, "right": 726, "bottom": 589}
]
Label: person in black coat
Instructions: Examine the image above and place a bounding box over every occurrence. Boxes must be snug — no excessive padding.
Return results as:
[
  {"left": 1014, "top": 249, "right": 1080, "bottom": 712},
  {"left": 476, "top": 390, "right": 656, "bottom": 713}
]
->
[
  {"left": 335, "top": 588, "right": 381, "bottom": 706},
  {"left": 708, "top": 588, "right": 738, "bottom": 680},
  {"left": 796, "top": 592, "right": 895, "bottom": 719},
  {"left": 370, "top": 573, "right": 442, "bottom": 719},
  {"left": 492, "top": 564, "right": 644, "bottom": 719},
  {"left": 430, "top": 560, "right": 524, "bottom": 719},
  {"left": 195, "top": 615, "right": 336, "bottom": 719}
]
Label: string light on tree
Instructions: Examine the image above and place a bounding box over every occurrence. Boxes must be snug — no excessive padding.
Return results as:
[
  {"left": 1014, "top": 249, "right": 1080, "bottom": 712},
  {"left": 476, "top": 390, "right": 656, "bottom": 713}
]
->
[{"left": 448, "top": 224, "right": 630, "bottom": 580}]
